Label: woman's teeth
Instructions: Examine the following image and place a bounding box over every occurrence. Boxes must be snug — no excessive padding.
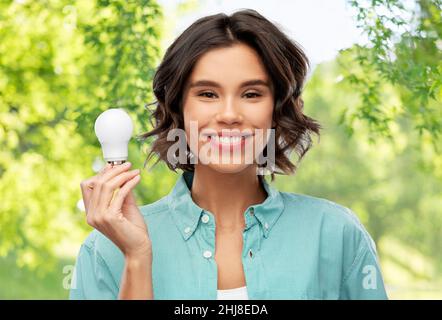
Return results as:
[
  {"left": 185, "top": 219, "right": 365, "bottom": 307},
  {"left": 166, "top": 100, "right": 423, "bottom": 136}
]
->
[{"left": 212, "top": 136, "right": 243, "bottom": 144}]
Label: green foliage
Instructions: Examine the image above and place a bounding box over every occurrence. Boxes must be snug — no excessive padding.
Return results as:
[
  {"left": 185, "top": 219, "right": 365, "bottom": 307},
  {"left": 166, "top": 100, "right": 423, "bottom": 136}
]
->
[
  {"left": 342, "top": 0, "right": 441, "bottom": 146},
  {"left": 0, "top": 252, "right": 73, "bottom": 299},
  {"left": 0, "top": 0, "right": 164, "bottom": 270}
]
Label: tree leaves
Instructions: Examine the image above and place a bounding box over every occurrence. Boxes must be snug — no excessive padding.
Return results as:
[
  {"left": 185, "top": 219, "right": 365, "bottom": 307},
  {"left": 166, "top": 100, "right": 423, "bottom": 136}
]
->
[{"left": 344, "top": 0, "right": 441, "bottom": 146}]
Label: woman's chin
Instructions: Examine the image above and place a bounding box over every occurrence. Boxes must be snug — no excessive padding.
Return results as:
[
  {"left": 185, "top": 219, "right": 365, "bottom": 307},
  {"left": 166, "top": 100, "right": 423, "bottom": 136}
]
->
[
  {"left": 193, "top": 146, "right": 261, "bottom": 174},
  {"left": 203, "top": 161, "right": 252, "bottom": 174}
]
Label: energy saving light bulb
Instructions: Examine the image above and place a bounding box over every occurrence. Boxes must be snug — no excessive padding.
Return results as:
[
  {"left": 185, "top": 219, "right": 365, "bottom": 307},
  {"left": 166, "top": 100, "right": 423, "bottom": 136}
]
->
[{"left": 94, "top": 108, "right": 133, "bottom": 166}]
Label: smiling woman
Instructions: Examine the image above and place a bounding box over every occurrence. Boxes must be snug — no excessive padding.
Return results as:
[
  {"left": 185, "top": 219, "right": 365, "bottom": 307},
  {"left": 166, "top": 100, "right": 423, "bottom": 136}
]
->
[{"left": 70, "top": 8, "right": 388, "bottom": 300}]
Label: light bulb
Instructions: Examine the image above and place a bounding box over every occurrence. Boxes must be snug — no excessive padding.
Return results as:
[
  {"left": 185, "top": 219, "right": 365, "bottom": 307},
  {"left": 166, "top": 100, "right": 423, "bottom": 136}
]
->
[{"left": 94, "top": 108, "right": 133, "bottom": 166}]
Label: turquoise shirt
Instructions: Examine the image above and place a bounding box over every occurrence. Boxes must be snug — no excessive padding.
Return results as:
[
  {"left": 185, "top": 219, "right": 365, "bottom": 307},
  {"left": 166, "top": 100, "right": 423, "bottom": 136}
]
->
[{"left": 70, "top": 171, "right": 388, "bottom": 300}]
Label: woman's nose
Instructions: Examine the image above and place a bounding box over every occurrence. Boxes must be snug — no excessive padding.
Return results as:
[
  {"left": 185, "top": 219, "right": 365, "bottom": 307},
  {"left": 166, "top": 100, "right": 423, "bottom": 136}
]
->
[{"left": 215, "top": 98, "right": 243, "bottom": 124}]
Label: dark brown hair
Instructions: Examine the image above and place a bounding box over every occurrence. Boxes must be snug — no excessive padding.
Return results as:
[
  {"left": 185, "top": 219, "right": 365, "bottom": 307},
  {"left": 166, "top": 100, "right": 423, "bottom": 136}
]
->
[{"left": 138, "top": 9, "right": 321, "bottom": 182}]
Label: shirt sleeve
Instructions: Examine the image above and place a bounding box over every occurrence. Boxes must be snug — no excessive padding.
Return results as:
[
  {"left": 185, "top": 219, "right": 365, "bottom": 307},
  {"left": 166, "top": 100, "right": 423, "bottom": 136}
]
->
[
  {"left": 339, "top": 223, "right": 389, "bottom": 300},
  {"left": 69, "top": 243, "right": 119, "bottom": 300}
]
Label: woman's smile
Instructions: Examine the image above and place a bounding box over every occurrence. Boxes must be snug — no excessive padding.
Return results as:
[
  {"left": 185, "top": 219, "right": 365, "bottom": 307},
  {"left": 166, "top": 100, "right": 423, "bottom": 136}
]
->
[{"left": 206, "top": 133, "right": 254, "bottom": 152}]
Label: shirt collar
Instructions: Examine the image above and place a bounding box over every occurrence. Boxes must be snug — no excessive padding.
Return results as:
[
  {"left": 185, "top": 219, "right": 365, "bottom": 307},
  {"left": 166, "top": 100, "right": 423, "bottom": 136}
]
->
[{"left": 167, "top": 171, "right": 285, "bottom": 241}]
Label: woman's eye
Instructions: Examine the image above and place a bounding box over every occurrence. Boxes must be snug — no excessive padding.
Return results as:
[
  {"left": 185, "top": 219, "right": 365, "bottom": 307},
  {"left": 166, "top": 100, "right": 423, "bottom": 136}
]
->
[
  {"left": 244, "top": 92, "right": 261, "bottom": 98},
  {"left": 198, "top": 92, "right": 217, "bottom": 98},
  {"left": 197, "top": 92, "right": 261, "bottom": 99}
]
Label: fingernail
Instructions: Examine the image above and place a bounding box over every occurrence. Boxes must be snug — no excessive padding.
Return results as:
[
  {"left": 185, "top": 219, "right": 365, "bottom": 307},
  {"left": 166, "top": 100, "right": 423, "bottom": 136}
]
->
[{"left": 124, "top": 162, "right": 131, "bottom": 166}]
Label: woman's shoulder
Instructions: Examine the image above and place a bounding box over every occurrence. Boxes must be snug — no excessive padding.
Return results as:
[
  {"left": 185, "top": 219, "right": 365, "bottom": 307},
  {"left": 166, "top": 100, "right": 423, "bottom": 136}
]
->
[
  {"left": 279, "top": 191, "right": 376, "bottom": 250},
  {"left": 280, "top": 191, "right": 359, "bottom": 221},
  {"left": 138, "top": 194, "right": 170, "bottom": 218}
]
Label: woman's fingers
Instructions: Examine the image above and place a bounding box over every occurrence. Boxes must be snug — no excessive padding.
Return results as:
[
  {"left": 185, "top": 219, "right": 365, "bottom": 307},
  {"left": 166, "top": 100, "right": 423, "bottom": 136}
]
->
[
  {"left": 98, "top": 163, "right": 113, "bottom": 177},
  {"left": 89, "top": 162, "right": 132, "bottom": 213},
  {"left": 80, "top": 163, "right": 113, "bottom": 213},
  {"left": 110, "top": 174, "right": 141, "bottom": 212},
  {"left": 101, "top": 162, "right": 132, "bottom": 181},
  {"left": 123, "top": 188, "right": 137, "bottom": 207},
  {"left": 96, "top": 169, "right": 141, "bottom": 212},
  {"left": 80, "top": 177, "right": 95, "bottom": 212}
]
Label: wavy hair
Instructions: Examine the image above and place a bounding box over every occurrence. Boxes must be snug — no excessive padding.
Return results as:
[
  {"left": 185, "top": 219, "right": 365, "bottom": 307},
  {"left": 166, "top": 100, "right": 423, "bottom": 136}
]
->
[{"left": 138, "top": 9, "right": 321, "bottom": 182}]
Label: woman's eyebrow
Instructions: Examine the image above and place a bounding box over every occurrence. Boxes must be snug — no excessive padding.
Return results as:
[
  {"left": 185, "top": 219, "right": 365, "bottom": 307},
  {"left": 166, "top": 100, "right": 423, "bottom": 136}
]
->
[{"left": 189, "top": 79, "right": 270, "bottom": 89}]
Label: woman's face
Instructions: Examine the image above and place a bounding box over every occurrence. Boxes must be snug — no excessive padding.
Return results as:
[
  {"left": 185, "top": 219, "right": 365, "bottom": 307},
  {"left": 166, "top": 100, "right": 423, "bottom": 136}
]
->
[{"left": 182, "top": 42, "right": 275, "bottom": 174}]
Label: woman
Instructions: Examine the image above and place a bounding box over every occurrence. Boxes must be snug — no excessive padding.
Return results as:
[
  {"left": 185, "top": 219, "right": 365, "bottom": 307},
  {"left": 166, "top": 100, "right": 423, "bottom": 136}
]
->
[{"left": 71, "top": 9, "right": 388, "bottom": 300}]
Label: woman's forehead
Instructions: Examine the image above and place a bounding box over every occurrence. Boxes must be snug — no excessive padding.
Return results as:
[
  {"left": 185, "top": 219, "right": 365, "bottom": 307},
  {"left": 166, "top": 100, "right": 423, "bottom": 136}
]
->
[{"left": 190, "top": 44, "right": 268, "bottom": 80}]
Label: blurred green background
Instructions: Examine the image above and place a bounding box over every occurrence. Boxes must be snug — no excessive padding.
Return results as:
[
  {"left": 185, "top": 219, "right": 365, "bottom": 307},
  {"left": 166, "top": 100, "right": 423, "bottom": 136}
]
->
[{"left": 0, "top": 0, "right": 441, "bottom": 299}]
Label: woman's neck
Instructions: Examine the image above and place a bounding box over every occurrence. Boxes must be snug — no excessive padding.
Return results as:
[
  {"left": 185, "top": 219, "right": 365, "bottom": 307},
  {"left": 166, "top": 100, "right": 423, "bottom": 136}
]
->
[{"left": 190, "top": 165, "right": 267, "bottom": 232}]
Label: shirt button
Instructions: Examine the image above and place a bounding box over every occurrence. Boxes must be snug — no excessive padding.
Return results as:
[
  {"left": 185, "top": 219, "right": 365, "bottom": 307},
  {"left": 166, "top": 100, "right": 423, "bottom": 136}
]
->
[
  {"left": 203, "top": 250, "right": 212, "bottom": 259},
  {"left": 264, "top": 222, "right": 269, "bottom": 230},
  {"left": 201, "top": 214, "right": 210, "bottom": 223},
  {"left": 184, "top": 227, "right": 191, "bottom": 233}
]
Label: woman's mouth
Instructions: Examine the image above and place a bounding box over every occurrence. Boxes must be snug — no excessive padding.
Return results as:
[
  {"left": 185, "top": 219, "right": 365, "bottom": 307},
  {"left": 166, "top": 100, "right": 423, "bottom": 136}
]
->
[{"left": 207, "top": 135, "right": 252, "bottom": 151}]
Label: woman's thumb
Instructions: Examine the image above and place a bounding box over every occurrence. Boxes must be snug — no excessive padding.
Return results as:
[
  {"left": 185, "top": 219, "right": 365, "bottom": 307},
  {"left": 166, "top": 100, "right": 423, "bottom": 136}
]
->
[{"left": 123, "top": 189, "right": 137, "bottom": 207}]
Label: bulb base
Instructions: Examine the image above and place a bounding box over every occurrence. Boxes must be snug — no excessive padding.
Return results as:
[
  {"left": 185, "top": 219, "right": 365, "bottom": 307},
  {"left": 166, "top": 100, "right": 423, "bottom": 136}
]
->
[{"left": 108, "top": 160, "right": 126, "bottom": 166}]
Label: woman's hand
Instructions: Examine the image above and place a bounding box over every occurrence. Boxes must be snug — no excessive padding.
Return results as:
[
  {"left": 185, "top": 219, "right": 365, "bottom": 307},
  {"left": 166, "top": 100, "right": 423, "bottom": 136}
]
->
[
  {"left": 80, "top": 162, "right": 154, "bottom": 299},
  {"left": 80, "top": 162, "right": 152, "bottom": 259}
]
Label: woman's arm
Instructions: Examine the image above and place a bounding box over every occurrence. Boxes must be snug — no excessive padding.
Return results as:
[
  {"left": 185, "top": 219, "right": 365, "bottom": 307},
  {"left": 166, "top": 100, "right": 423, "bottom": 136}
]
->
[{"left": 118, "top": 250, "right": 154, "bottom": 300}]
